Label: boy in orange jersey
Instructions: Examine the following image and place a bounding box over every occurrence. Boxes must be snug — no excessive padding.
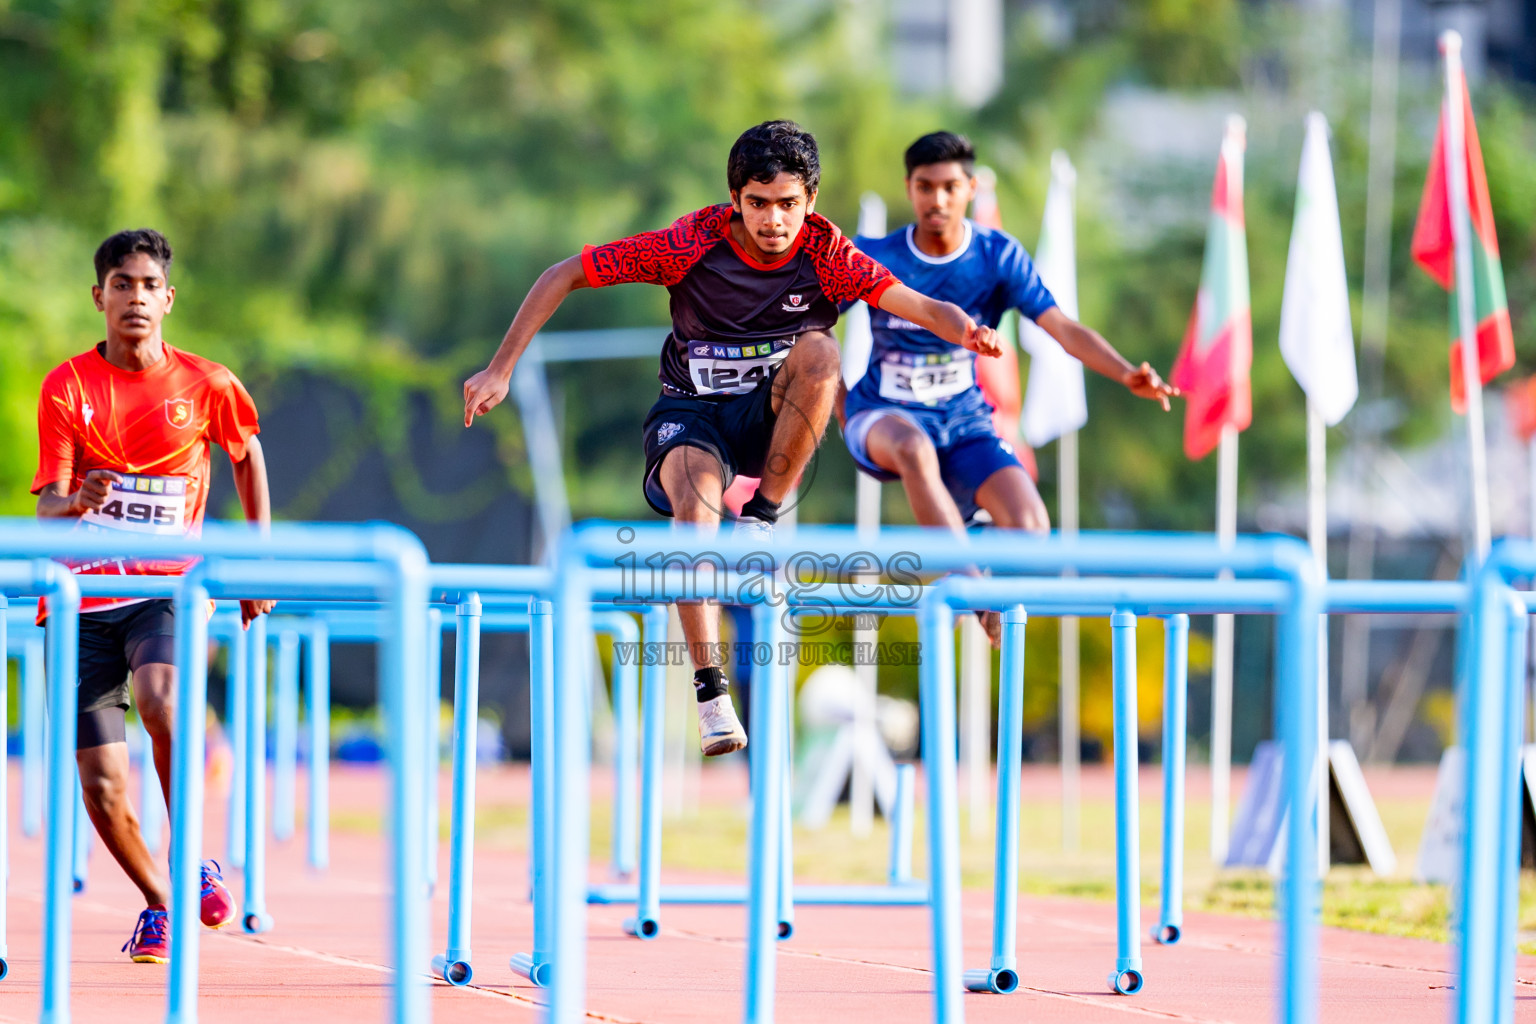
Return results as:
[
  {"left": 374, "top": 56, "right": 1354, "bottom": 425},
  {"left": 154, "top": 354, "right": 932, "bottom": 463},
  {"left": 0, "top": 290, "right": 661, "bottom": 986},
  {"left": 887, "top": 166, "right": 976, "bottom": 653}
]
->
[{"left": 33, "top": 229, "right": 275, "bottom": 963}]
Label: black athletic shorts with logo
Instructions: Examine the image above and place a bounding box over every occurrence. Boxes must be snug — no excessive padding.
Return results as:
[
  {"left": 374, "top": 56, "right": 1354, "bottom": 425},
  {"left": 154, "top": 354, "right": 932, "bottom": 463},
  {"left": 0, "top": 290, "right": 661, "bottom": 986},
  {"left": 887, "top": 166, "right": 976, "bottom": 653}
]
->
[
  {"left": 641, "top": 372, "right": 779, "bottom": 516},
  {"left": 51, "top": 599, "right": 177, "bottom": 749}
]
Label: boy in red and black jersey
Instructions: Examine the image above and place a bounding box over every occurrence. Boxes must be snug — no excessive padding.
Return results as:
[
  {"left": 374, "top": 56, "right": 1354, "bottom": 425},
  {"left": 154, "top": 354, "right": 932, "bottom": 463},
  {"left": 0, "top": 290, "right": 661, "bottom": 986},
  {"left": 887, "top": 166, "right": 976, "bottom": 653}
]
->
[
  {"left": 464, "top": 121, "right": 1001, "bottom": 755},
  {"left": 33, "top": 229, "right": 274, "bottom": 962}
]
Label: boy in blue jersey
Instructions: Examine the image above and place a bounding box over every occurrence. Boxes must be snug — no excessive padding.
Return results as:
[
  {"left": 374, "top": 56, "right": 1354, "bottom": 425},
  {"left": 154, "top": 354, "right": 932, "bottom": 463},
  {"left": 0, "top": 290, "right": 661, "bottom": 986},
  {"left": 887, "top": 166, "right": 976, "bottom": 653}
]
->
[{"left": 840, "top": 133, "right": 1177, "bottom": 628}]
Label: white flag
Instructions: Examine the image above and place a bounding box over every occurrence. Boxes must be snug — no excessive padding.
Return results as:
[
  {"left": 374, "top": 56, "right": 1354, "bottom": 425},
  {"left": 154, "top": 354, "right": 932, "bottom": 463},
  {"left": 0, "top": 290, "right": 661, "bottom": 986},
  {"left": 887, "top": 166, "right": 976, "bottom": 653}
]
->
[
  {"left": 1020, "top": 152, "right": 1088, "bottom": 447},
  {"left": 841, "top": 192, "right": 888, "bottom": 388},
  {"left": 1279, "top": 112, "right": 1357, "bottom": 426}
]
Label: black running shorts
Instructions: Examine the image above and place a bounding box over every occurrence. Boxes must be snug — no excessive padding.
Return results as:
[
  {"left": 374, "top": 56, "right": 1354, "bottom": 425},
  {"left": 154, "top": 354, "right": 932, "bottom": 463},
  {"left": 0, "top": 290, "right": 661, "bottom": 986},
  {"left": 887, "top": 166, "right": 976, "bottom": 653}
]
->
[
  {"left": 641, "top": 374, "right": 779, "bottom": 516},
  {"left": 57, "top": 599, "right": 178, "bottom": 749}
]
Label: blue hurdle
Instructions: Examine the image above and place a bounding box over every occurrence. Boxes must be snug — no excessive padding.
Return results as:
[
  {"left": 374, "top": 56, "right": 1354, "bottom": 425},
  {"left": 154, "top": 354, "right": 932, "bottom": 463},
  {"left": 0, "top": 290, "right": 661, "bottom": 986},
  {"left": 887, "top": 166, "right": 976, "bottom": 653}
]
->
[
  {"left": 541, "top": 524, "right": 1323, "bottom": 1024},
  {"left": 0, "top": 520, "right": 432, "bottom": 1024}
]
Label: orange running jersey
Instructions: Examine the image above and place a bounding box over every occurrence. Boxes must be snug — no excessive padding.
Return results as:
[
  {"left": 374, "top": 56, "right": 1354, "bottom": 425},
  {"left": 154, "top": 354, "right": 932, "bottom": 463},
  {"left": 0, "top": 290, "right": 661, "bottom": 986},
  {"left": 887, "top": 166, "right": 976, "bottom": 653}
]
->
[{"left": 33, "top": 342, "right": 261, "bottom": 614}]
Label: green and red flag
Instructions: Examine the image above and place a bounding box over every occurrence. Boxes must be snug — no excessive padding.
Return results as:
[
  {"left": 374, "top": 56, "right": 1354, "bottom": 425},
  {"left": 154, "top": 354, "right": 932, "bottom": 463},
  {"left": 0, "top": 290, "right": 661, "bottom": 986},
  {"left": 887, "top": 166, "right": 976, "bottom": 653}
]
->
[
  {"left": 1171, "top": 118, "right": 1252, "bottom": 460},
  {"left": 1411, "top": 69, "right": 1514, "bottom": 414}
]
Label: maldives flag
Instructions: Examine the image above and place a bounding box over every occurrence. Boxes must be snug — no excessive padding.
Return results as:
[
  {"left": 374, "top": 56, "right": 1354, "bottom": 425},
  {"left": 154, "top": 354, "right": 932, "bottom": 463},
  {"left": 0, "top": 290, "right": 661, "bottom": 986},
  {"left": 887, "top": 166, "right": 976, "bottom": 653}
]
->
[
  {"left": 1170, "top": 117, "right": 1252, "bottom": 460},
  {"left": 971, "top": 168, "right": 1039, "bottom": 479},
  {"left": 1410, "top": 69, "right": 1514, "bottom": 415}
]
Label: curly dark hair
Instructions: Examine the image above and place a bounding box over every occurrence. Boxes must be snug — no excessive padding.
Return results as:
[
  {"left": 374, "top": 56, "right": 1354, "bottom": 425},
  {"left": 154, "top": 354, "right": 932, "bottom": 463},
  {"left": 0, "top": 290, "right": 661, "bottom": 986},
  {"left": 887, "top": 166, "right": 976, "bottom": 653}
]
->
[
  {"left": 727, "top": 120, "right": 821, "bottom": 195},
  {"left": 904, "top": 131, "right": 977, "bottom": 176},
  {"left": 94, "top": 229, "right": 173, "bottom": 285}
]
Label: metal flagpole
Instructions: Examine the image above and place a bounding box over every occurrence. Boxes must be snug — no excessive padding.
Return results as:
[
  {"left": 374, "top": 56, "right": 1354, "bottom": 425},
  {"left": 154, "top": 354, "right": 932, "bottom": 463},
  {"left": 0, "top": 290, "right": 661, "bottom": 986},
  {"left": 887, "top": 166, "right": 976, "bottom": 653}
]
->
[
  {"left": 1210, "top": 424, "right": 1238, "bottom": 864},
  {"left": 1342, "top": 0, "right": 1401, "bottom": 754},
  {"left": 1307, "top": 401, "right": 1331, "bottom": 871},
  {"left": 1442, "top": 30, "right": 1492, "bottom": 561},
  {"left": 1059, "top": 429, "right": 1081, "bottom": 851}
]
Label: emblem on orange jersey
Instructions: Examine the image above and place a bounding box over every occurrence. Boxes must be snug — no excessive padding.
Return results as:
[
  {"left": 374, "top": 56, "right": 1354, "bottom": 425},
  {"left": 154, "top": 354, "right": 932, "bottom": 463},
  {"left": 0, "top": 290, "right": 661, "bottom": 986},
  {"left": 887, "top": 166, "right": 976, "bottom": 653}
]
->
[{"left": 165, "top": 398, "right": 194, "bottom": 428}]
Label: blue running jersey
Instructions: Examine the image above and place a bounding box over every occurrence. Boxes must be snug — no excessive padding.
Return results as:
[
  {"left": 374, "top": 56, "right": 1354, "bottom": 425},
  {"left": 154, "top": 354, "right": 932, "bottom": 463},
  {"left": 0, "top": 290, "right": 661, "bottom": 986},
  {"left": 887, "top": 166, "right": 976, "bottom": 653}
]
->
[{"left": 847, "top": 220, "right": 1056, "bottom": 413}]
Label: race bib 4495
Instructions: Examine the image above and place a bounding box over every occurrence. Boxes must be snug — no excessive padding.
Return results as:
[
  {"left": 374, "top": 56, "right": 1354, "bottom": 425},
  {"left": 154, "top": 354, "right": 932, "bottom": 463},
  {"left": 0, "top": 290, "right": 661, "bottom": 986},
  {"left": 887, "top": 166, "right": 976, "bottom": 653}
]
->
[{"left": 80, "top": 474, "right": 188, "bottom": 535}]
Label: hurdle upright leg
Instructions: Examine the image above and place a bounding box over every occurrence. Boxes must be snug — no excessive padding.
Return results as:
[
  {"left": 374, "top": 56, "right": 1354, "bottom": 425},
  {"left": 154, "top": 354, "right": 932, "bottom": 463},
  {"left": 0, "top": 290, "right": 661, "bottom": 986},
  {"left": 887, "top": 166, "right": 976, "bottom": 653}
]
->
[
  {"left": 166, "top": 577, "right": 213, "bottom": 1023},
  {"left": 511, "top": 599, "right": 555, "bottom": 987},
  {"left": 273, "top": 629, "right": 300, "bottom": 843},
  {"left": 1108, "top": 610, "right": 1144, "bottom": 995},
  {"left": 226, "top": 624, "right": 248, "bottom": 869},
  {"left": 1155, "top": 614, "right": 1189, "bottom": 945},
  {"left": 743, "top": 602, "right": 788, "bottom": 1022},
  {"left": 424, "top": 607, "right": 443, "bottom": 895},
  {"left": 40, "top": 573, "right": 81, "bottom": 1023},
  {"left": 306, "top": 621, "right": 331, "bottom": 871},
  {"left": 1493, "top": 595, "right": 1528, "bottom": 1024},
  {"left": 241, "top": 615, "right": 273, "bottom": 934},
  {"left": 547, "top": 564, "right": 595, "bottom": 1024},
  {"left": 72, "top": 770, "right": 89, "bottom": 892},
  {"left": 917, "top": 596, "right": 965, "bottom": 1024},
  {"left": 623, "top": 604, "right": 669, "bottom": 940},
  {"left": 435, "top": 594, "right": 481, "bottom": 986},
  {"left": 966, "top": 604, "right": 1025, "bottom": 995},
  {"left": 610, "top": 618, "right": 639, "bottom": 879},
  {"left": 23, "top": 633, "right": 44, "bottom": 839},
  {"left": 777, "top": 672, "right": 794, "bottom": 941}
]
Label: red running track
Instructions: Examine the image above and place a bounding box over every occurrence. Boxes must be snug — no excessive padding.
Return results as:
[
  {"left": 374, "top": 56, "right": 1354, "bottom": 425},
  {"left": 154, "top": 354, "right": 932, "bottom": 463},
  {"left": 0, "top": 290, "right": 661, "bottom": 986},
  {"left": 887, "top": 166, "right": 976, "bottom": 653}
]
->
[{"left": 2, "top": 762, "right": 1532, "bottom": 1023}]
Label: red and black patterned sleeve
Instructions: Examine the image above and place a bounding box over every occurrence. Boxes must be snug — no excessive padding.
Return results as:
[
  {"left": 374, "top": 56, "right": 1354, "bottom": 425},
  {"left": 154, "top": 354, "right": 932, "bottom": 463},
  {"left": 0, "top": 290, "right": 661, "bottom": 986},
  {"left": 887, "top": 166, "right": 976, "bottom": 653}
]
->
[
  {"left": 805, "top": 215, "right": 897, "bottom": 306},
  {"left": 580, "top": 205, "right": 731, "bottom": 288}
]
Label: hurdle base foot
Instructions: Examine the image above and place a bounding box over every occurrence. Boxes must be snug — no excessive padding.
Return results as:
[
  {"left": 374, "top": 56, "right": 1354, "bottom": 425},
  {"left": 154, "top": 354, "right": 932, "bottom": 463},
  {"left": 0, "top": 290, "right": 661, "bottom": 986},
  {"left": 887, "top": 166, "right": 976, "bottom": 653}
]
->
[
  {"left": 431, "top": 953, "right": 473, "bottom": 986},
  {"left": 242, "top": 911, "right": 274, "bottom": 935},
  {"left": 622, "top": 916, "right": 660, "bottom": 940},
  {"left": 509, "top": 952, "right": 551, "bottom": 988},
  {"left": 1108, "top": 968, "right": 1144, "bottom": 995},
  {"left": 1151, "top": 921, "right": 1181, "bottom": 945},
  {"left": 963, "top": 967, "right": 1019, "bottom": 994}
]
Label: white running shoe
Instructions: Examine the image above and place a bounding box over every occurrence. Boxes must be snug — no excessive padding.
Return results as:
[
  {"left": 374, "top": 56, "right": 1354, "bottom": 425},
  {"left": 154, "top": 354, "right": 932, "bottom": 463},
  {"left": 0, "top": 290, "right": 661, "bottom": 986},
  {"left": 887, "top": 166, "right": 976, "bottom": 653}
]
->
[
  {"left": 732, "top": 514, "right": 775, "bottom": 545},
  {"left": 697, "top": 694, "right": 748, "bottom": 756}
]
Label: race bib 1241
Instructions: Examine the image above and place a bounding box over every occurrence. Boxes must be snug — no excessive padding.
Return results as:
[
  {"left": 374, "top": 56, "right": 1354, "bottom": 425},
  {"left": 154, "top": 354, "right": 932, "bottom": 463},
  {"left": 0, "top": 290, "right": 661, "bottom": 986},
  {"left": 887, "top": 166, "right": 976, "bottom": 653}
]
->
[
  {"left": 80, "top": 474, "right": 188, "bottom": 536},
  {"left": 688, "top": 340, "right": 789, "bottom": 396}
]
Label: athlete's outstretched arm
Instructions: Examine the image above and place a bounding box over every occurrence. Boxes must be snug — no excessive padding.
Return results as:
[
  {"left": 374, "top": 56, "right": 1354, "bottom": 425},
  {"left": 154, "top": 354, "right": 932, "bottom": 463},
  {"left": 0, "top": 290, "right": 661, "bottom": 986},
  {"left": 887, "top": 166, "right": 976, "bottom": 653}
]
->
[
  {"left": 232, "top": 436, "right": 276, "bottom": 625},
  {"left": 874, "top": 283, "right": 1002, "bottom": 357},
  {"left": 464, "top": 256, "right": 590, "bottom": 426},
  {"left": 35, "top": 471, "right": 122, "bottom": 519},
  {"left": 1035, "top": 307, "right": 1179, "bottom": 411}
]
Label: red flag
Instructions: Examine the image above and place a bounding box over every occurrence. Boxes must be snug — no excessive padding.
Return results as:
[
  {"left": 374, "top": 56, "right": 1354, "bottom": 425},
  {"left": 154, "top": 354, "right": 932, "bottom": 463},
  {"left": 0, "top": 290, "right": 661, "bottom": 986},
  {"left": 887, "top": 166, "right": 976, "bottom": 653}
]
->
[
  {"left": 1170, "top": 120, "right": 1252, "bottom": 460},
  {"left": 1410, "top": 69, "right": 1515, "bottom": 414}
]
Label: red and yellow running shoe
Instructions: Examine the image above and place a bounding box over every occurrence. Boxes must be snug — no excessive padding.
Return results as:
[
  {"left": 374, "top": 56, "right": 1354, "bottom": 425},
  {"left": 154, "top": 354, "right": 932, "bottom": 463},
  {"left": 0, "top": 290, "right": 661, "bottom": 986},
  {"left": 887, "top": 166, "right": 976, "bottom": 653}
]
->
[
  {"left": 200, "top": 860, "right": 236, "bottom": 929},
  {"left": 122, "top": 906, "right": 170, "bottom": 964}
]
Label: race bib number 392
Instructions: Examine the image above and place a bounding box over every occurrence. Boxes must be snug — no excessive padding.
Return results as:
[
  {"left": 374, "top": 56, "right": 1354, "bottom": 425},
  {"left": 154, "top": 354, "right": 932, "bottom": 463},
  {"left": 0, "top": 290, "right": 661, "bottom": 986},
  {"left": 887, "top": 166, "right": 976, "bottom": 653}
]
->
[
  {"left": 81, "top": 474, "right": 188, "bottom": 535},
  {"left": 877, "top": 351, "right": 975, "bottom": 405},
  {"left": 688, "top": 340, "right": 788, "bottom": 396}
]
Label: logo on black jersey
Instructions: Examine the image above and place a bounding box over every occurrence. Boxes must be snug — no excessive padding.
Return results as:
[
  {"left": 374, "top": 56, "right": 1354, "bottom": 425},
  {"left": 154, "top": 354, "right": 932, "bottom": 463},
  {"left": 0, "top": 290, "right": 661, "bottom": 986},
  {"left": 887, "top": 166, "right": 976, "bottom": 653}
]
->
[
  {"left": 781, "top": 293, "right": 807, "bottom": 313},
  {"left": 657, "top": 422, "right": 685, "bottom": 445}
]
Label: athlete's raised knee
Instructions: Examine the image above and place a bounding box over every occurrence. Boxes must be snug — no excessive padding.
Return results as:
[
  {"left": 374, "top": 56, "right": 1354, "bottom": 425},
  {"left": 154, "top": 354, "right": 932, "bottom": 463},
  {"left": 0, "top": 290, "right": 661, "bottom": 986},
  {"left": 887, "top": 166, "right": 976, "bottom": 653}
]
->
[
  {"left": 890, "top": 431, "right": 939, "bottom": 475},
  {"left": 787, "top": 330, "right": 840, "bottom": 384}
]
